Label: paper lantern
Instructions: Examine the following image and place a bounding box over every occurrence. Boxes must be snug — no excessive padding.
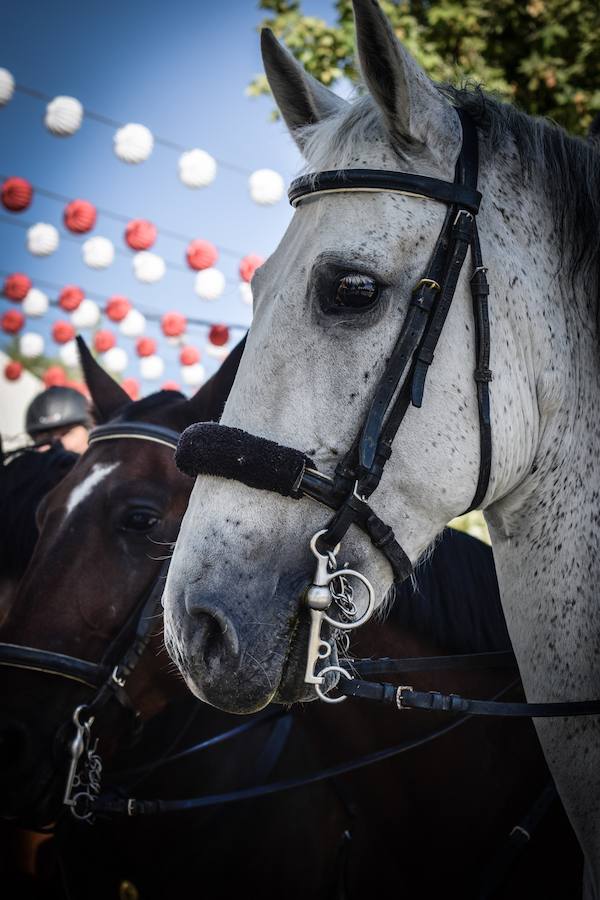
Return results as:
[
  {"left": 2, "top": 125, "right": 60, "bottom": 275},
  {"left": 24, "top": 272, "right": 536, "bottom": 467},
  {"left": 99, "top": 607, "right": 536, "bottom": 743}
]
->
[
  {"left": 1, "top": 309, "right": 25, "bottom": 334},
  {"left": 194, "top": 268, "right": 225, "bottom": 301},
  {"left": 20, "top": 332, "right": 45, "bottom": 358},
  {"left": 3, "top": 272, "right": 31, "bottom": 301},
  {"left": 166, "top": 335, "right": 184, "bottom": 347},
  {"left": 125, "top": 219, "right": 157, "bottom": 251},
  {"left": 27, "top": 222, "right": 59, "bottom": 256},
  {"left": 249, "top": 169, "right": 284, "bottom": 206},
  {"left": 179, "top": 345, "right": 200, "bottom": 366},
  {"left": 181, "top": 363, "right": 205, "bottom": 387},
  {"left": 106, "top": 295, "right": 131, "bottom": 322},
  {"left": 45, "top": 96, "right": 83, "bottom": 136},
  {"left": 161, "top": 311, "right": 186, "bottom": 337},
  {"left": 114, "top": 123, "right": 153, "bottom": 163},
  {"left": 133, "top": 251, "right": 165, "bottom": 283},
  {"left": 94, "top": 330, "right": 116, "bottom": 353},
  {"left": 103, "top": 346, "right": 128, "bottom": 374},
  {"left": 0, "top": 68, "right": 15, "bottom": 106},
  {"left": 120, "top": 309, "right": 146, "bottom": 338},
  {"left": 239, "top": 254, "right": 264, "bottom": 283},
  {"left": 59, "top": 285, "right": 84, "bottom": 312},
  {"left": 161, "top": 380, "right": 180, "bottom": 392},
  {"left": 1, "top": 177, "right": 33, "bottom": 212},
  {"left": 239, "top": 282, "right": 253, "bottom": 306},
  {"left": 64, "top": 199, "right": 97, "bottom": 233},
  {"left": 59, "top": 340, "right": 79, "bottom": 368},
  {"left": 136, "top": 337, "right": 157, "bottom": 357},
  {"left": 208, "top": 324, "right": 229, "bottom": 346},
  {"left": 4, "top": 360, "right": 22, "bottom": 381},
  {"left": 43, "top": 366, "right": 67, "bottom": 387},
  {"left": 122, "top": 377, "right": 140, "bottom": 401},
  {"left": 52, "top": 320, "right": 76, "bottom": 344},
  {"left": 178, "top": 149, "right": 217, "bottom": 188},
  {"left": 82, "top": 236, "right": 114, "bottom": 269},
  {"left": 186, "top": 239, "right": 218, "bottom": 271},
  {"left": 23, "top": 288, "right": 49, "bottom": 317},
  {"left": 205, "top": 343, "right": 229, "bottom": 362},
  {"left": 140, "top": 354, "right": 164, "bottom": 380},
  {"left": 71, "top": 299, "right": 100, "bottom": 329}
]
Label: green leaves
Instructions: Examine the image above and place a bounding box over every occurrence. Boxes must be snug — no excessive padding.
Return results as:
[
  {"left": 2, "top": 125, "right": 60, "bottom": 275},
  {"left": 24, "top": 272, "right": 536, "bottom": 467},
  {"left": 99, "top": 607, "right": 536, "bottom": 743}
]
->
[{"left": 251, "top": 0, "right": 600, "bottom": 134}]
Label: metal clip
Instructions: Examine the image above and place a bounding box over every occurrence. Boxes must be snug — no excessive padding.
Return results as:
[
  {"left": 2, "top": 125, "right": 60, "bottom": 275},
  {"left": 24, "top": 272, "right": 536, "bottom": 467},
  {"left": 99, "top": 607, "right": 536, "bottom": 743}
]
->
[
  {"left": 396, "top": 686, "right": 414, "bottom": 710},
  {"left": 112, "top": 665, "right": 127, "bottom": 688}
]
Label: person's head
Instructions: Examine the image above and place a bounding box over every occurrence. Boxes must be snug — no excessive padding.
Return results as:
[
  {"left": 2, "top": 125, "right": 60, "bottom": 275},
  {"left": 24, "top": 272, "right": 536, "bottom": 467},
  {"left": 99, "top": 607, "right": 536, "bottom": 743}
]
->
[{"left": 25, "top": 387, "right": 92, "bottom": 454}]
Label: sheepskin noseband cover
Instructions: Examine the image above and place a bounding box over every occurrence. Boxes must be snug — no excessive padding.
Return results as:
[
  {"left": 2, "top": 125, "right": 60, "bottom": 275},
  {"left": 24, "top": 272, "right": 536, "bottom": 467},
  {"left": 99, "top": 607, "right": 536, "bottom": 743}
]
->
[{"left": 175, "top": 423, "right": 314, "bottom": 499}]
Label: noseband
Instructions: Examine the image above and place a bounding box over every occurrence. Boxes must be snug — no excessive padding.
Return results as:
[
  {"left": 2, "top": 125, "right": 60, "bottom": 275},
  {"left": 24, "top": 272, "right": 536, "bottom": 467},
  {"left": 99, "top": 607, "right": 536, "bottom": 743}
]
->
[
  {"left": 0, "top": 421, "right": 180, "bottom": 819},
  {"left": 176, "top": 109, "right": 492, "bottom": 695}
]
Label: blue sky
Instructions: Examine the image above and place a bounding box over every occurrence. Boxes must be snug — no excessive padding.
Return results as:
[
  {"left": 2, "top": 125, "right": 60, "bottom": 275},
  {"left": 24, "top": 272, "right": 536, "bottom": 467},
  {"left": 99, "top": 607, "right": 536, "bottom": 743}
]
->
[{"left": 0, "top": 0, "right": 339, "bottom": 391}]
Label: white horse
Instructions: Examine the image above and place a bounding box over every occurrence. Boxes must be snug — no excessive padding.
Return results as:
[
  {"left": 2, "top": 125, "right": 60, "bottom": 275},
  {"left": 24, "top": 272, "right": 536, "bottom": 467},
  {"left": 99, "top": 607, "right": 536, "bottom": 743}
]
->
[{"left": 164, "top": 0, "right": 600, "bottom": 891}]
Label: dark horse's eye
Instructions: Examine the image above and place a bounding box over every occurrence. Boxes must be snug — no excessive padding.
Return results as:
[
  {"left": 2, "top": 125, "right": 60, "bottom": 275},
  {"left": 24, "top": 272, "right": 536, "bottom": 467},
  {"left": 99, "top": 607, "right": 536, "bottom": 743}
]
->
[
  {"left": 335, "top": 274, "right": 379, "bottom": 309},
  {"left": 120, "top": 509, "right": 160, "bottom": 533}
]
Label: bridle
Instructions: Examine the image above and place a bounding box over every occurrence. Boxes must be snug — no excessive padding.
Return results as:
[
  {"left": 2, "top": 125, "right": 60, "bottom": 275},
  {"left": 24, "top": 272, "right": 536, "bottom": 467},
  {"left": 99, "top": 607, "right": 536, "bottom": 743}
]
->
[{"left": 0, "top": 421, "right": 180, "bottom": 820}]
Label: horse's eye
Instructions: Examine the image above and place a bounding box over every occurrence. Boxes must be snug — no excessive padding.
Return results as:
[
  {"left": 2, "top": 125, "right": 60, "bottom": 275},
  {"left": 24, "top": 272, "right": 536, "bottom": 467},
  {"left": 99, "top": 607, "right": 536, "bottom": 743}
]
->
[
  {"left": 120, "top": 509, "right": 160, "bottom": 533},
  {"left": 335, "top": 274, "right": 379, "bottom": 309}
]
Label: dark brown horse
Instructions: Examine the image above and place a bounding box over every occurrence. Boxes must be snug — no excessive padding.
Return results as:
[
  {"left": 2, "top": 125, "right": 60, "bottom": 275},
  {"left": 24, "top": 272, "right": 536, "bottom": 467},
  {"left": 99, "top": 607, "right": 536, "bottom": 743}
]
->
[{"left": 0, "top": 341, "right": 580, "bottom": 899}]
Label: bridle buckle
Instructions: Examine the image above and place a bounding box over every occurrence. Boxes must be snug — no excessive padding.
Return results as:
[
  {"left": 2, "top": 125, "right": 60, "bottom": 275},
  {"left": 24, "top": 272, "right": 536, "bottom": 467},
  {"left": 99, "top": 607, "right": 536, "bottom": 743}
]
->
[{"left": 396, "top": 686, "right": 414, "bottom": 710}]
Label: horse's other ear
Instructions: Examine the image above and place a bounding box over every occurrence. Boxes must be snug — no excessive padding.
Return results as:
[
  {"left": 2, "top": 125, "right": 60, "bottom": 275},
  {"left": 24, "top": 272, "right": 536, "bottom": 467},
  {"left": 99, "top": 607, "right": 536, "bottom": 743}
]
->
[
  {"left": 180, "top": 336, "right": 246, "bottom": 427},
  {"left": 261, "top": 28, "right": 348, "bottom": 147},
  {"left": 352, "top": 0, "right": 461, "bottom": 166},
  {"left": 588, "top": 113, "right": 600, "bottom": 145},
  {"left": 76, "top": 335, "right": 129, "bottom": 423}
]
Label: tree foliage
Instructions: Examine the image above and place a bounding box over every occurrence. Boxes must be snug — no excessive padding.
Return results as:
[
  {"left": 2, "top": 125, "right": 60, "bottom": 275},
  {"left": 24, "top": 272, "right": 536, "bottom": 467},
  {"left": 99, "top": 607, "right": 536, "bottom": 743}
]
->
[{"left": 248, "top": 0, "right": 600, "bottom": 134}]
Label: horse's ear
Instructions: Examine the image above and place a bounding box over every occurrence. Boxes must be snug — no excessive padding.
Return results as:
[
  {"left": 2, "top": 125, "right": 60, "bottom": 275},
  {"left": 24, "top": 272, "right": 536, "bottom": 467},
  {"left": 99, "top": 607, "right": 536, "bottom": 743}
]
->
[
  {"left": 261, "top": 28, "right": 348, "bottom": 147},
  {"left": 179, "top": 336, "right": 246, "bottom": 428},
  {"left": 76, "top": 335, "right": 129, "bottom": 423},
  {"left": 589, "top": 113, "right": 600, "bottom": 145},
  {"left": 352, "top": 0, "right": 461, "bottom": 165}
]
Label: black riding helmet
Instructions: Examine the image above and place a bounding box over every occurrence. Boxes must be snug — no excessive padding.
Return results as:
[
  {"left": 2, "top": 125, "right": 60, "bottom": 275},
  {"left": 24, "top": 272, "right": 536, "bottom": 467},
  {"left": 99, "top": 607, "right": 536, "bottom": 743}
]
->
[{"left": 25, "top": 386, "right": 91, "bottom": 438}]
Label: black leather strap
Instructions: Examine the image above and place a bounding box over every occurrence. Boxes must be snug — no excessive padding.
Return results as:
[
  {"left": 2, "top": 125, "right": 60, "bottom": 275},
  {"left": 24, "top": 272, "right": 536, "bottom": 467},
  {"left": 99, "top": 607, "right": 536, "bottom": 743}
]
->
[
  {"left": 0, "top": 643, "right": 109, "bottom": 687},
  {"left": 89, "top": 422, "right": 180, "bottom": 451},
  {"left": 346, "top": 650, "right": 516, "bottom": 676}
]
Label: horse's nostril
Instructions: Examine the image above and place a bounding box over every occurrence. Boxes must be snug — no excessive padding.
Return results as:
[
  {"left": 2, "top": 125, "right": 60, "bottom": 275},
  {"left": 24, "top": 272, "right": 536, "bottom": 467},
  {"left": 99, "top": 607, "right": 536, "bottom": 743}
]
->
[
  {"left": 0, "top": 721, "right": 30, "bottom": 772},
  {"left": 202, "top": 616, "right": 227, "bottom": 668},
  {"left": 186, "top": 600, "right": 241, "bottom": 663}
]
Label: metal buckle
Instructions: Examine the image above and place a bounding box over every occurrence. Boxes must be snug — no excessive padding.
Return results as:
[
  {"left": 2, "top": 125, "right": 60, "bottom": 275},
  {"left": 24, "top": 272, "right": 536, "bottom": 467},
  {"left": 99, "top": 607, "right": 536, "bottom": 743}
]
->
[
  {"left": 414, "top": 277, "right": 441, "bottom": 293},
  {"left": 453, "top": 209, "right": 474, "bottom": 226},
  {"left": 112, "top": 665, "right": 127, "bottom": 688},
  {"left": 396, "top": 686, "right": 414, "bottom": 710},
  {"left": 127, "top": 798, "right": 137, "bottom": 816}
]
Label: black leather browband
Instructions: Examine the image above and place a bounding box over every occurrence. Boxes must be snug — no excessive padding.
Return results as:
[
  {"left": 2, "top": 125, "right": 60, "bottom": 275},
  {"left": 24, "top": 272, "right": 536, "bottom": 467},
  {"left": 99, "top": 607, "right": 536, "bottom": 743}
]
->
[{"left": 289, "top": 169, "right": 482, "bottom": 215}]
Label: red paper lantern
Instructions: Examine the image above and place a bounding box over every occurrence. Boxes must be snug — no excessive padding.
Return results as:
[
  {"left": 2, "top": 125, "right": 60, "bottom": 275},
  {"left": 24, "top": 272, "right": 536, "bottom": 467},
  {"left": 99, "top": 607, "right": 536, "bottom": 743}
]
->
[
  {"left": 52, "top": 320, "right": 76, "bottom": 344},
  {"left": 186, "top": 239, "right": 218, "bottom": 271},
  {"left": 1, "top": 177, "right": 33, "bottom": 212},
  {"left": 125, "top": 219, "right": 157, "bottom": 251},
  {"left": 208, "top": 324, "right": 229, "bottom": 347},
  {"left": 94, "top": 330, "right": 116, "bottom": 353},
  {"left": 122, "top": 377, "right": 140, "bottom": 400},
  {"left": 106, "top": 295, "right": 132, "bottom": 322},
  {"left": 239, "top": 253, "right": 264, "bottom": 283},
  {"left": 63, "top": 199, "right": 97, "bottom": 234},
  {"left": 3, "top": 272, "right": 31, "bottom": 302},
  {"left": 161, "top": 311, "right": 187, "bottom": 337},
  {"left": 58, "top": 285, "right": 85, "bottom": 312},
  {"left": 1, "top": 309, "right": 25, "bottom": 334},
  {"left": 136, "top": 337, "right": 157, "bottom": 357},
  {"left": 162, "top": 380, "right": 180, "bottom": 392},
  {"left": 5, "top": 360, "right": 23, "bottom": 381},
  {"left": 179, "top": 345, "right": 200, "bottom": 366},
  {"left": 43, "top": 366, "right": 67, "bottom": 387}
]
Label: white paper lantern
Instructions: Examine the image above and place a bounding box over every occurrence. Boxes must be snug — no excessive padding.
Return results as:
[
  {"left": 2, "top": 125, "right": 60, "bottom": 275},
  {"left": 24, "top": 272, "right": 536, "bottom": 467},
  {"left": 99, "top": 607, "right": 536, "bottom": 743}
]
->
[
  {"left": 139, "top": 354, "right": 164, "bottom": 380},
  {"left": 0, "top": 68, "right": 15, "bottom": 106},
  {"left": 19, "top": 332, "right": 45, "bottom": 359},
  {"left": 27, "top": 222, "right": 59, "bottom": 256},
  {"left": 181, "top": 363, "right": 205, "bottom": 387},
  {"left": 178, "top": 149, "right": 217, "bottom": 188},
  {"left": 239, "top": 282, "right": 253, "bottom": 306},
  {"left": 119, "top": 309, "right": 146, "bottom": 338},
  {"left": 249, "top": 168, "right": 284, "bottom": 206},
  {"left": 205, "top": 343, "right": 229, "bottom": 362},
  {"left": 103, "top": 346, "right": 128, "bottom": 374},
  {"left": 166, "top": 335, "right": 184, "bottom": 347},
  {"left": 133, "top": 251, "right": 165, "bottom": 284},
  {"left": 44, "top": 96, "right": 83, "bottom": 136},
  {"left": 59, "top": 339, "right": 79, "bottom": 368},
  {"left": 22, "top": 288, "right": 49, "bottom": 317},
  {"left": 114, "top": 123, "right": 153, "bottom": 163},
  {"left": 82, "top": 236, "right": 114, "bottom": 269},
  {"left": 71, "top": 298, "right": 100, "bottom": 329},
  {"left": 194, "top": 267, "right": 225, "bottom": 301}
]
